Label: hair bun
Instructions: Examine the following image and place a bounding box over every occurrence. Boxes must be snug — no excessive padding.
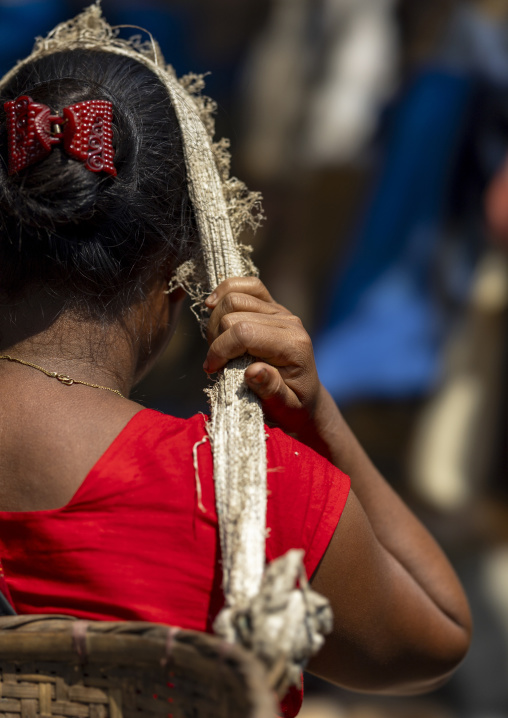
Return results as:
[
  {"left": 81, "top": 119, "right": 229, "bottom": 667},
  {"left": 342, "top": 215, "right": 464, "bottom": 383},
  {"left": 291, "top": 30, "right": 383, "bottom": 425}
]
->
[{"left": 0, "top": 50, "right": 196, "bottom": 317}]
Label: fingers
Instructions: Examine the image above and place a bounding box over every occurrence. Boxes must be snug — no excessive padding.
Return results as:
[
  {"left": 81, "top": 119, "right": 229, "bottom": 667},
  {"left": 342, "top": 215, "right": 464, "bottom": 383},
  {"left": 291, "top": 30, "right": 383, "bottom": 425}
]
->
[
  {"left": 244, "top": 362, "right": 299, "bottom": 410},
  {"left": 206, "top": 279, "right": 294, "bottom": 345},
  {"left": 206, "top": 293, "right": 283, "bottom": 343},
  {"left": 204, "top": 316, "right": 310, "bottom": 374},
  {"left": 203, "top": 278, "right": 322, "bottom": 435},
  {"left": 207, "top": 299, "right": 297, "bottom": 348},
  {"left": 205, "top": 277, "right": 274, "bottom": 308}
]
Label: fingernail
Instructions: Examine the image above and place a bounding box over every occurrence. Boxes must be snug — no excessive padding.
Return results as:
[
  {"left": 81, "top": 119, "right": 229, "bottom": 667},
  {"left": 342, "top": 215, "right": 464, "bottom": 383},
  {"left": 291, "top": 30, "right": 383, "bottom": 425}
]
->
[
  {"left": 206, "top": 292, "right": 218, "bottom": 306},
  {"left": 250, "top": 369, "right": 268, "bottom": 385}
]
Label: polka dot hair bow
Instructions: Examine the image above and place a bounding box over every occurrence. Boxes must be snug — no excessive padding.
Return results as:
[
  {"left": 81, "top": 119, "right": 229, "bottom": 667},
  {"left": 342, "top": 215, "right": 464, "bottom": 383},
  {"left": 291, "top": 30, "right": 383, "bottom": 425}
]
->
[{"left": 4, "top": 95, "right": 117, "bottom": 176}]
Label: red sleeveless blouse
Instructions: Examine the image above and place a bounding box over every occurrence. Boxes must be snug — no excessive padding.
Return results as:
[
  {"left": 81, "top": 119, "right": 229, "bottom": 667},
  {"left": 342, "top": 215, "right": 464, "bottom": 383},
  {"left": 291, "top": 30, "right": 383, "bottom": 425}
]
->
[{"left": 0, "top": 409, "right": 350, "bottom": 715}]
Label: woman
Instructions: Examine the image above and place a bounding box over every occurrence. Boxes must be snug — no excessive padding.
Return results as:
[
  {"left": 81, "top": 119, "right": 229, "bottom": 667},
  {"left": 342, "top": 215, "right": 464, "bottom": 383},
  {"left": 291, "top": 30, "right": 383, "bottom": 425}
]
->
[{"left": 0, "top": 9, "right": 471, "bottom": 715}]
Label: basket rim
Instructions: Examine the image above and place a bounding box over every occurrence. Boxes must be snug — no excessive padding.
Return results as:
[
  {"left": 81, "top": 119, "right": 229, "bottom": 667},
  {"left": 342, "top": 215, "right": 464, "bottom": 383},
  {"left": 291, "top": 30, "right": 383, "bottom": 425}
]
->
[{"left": 0, "top": 615, "right": 279, "bottom": 717}]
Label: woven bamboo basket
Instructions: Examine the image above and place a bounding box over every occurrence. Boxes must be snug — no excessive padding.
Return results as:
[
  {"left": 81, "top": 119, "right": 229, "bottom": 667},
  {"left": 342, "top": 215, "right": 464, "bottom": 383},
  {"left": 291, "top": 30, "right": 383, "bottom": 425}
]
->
[{"left": 0, "top": 616, "right": 278, "bottom": 718}]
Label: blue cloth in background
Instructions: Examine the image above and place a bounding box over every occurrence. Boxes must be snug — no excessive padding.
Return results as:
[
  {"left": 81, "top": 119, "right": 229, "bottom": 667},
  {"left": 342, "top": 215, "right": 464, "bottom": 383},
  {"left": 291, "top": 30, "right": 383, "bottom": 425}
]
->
[
  {"left": 0, "top": 1, "right": 193, "bottom": 80},
  {"left": 101, "top": 3, "right": 195, "bottom": 79},
  {"left": 0, "top": 0, "right": 67, "bottom": 78},
  {"left": 0, "top": 1, "right": 238, "bottom": 125},
  {"left": 314, "top": 70, "right": 475, "bottom": 405},
  {"left": 103, "top": 4, "right": 238, "bottom": 108}
]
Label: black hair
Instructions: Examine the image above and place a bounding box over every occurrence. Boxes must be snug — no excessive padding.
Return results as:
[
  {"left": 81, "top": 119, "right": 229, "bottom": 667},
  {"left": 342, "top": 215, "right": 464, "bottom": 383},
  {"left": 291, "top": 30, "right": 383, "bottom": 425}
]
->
[{"left": 0, "top": 49, "right": 197, "bottom": 319}]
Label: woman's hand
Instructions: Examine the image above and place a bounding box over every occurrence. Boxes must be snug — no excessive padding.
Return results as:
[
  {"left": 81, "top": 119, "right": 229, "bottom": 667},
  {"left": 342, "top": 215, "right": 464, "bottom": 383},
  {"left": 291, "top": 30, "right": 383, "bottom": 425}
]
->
[{"left": 204, "top": 277, "right": 328, "bottom": 440}]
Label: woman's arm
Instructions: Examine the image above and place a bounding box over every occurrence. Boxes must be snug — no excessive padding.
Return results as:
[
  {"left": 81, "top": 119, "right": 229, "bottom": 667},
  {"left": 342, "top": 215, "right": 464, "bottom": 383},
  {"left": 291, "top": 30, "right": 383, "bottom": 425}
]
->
[
  {"left": 306, "top": 394, "right": 471, "bottom": 692},
  {"left": 204, "top": 277, "right": 472, "bottom": 693}
]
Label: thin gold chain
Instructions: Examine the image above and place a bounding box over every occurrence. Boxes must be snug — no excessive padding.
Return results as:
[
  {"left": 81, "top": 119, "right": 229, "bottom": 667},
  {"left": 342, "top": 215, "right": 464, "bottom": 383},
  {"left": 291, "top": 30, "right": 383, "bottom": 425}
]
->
[{"left": 0, "top": 354, "right": 125, "bottom": 398}]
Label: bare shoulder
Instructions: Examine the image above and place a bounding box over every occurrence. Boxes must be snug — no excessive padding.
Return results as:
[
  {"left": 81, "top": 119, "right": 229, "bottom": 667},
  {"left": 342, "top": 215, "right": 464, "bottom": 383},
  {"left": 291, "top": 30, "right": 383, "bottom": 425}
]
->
[{"left": 0, "top": 390, "right": 143, "bottom": 512}]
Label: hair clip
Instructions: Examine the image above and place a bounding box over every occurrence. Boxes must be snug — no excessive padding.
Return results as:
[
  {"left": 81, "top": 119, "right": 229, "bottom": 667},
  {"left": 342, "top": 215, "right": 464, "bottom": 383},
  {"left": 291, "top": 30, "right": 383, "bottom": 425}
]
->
[{"left": 4, "top": 95, "right": 117, "bottom": 176}]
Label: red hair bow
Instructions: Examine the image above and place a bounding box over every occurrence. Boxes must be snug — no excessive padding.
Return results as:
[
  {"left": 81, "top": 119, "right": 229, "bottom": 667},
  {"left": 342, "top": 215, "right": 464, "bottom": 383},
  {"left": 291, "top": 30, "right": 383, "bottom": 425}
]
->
[{"left": 4, "top": 95, "right": 117, "bottom": 176}]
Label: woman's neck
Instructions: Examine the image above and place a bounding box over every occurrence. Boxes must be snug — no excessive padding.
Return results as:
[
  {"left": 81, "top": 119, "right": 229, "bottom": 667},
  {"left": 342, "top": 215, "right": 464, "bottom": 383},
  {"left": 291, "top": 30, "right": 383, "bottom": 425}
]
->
[{"left": 0, "top": 293, "right": 137, "bottom": 398}]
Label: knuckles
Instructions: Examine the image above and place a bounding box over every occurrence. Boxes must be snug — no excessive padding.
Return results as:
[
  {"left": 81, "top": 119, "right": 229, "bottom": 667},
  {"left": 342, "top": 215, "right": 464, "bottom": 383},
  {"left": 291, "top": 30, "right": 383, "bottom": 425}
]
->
[
  {"left": 217, "top": 276, "right": 265, "bottom": 296},
  {"left": 218, "top": 313, "right": 235, "bottom": 333},
  {"left": 286, "top": 314, "right": 303, "bottom": 326},
  {"left": 289, "top": 333, "right": 314, "bottom": 364},
  {"left": 222, "top": 292, "right": 247, "bottom": 315},
  {"left": 230, "top": 320, "right": 255, "bottom": 348}
]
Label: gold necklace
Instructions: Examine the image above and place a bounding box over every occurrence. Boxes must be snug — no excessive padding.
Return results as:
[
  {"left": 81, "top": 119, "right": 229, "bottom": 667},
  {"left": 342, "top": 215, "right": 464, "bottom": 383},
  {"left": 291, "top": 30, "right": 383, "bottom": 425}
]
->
[{"left": 0, "top": 354, "right": 125, "bottom": 399}]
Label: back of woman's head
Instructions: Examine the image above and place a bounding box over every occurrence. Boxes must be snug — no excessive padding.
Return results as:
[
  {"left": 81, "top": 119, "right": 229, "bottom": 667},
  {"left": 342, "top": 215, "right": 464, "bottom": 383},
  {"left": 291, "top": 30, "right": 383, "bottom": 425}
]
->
[{"left": 0, "top": 49, "right": 196, "bottom": 319}]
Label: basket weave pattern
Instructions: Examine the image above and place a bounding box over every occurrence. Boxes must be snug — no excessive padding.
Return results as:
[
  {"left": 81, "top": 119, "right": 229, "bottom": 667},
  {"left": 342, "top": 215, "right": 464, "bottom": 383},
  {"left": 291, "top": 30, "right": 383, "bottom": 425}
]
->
[{"left": 0, "top": 617, "right": 277, "bottom": 718}]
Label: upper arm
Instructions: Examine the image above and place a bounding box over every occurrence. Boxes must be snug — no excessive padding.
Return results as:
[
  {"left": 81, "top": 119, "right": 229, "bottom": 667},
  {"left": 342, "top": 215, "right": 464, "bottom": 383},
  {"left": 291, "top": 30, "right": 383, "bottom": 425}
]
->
[{"left": 308, "top": 490, "right": 471, "bottom": 694}]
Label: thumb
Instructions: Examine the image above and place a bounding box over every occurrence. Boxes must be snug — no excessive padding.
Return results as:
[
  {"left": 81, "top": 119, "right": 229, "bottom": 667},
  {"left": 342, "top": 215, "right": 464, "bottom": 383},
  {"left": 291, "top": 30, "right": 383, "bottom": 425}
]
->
[{"left": 244, "top": 362, "right": 295, "bottom": 408}]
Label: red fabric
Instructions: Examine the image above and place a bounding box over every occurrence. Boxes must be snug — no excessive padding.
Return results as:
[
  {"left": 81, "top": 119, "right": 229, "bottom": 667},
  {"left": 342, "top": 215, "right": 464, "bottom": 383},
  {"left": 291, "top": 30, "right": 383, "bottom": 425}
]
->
[{"left": 0, "top": 409, "right": 350, "bottom": 715}]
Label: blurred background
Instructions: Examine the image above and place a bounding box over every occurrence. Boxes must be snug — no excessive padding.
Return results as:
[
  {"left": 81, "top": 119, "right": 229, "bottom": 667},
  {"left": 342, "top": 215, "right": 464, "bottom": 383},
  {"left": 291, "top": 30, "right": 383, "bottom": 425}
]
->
[{"left": 2, "top": 0, "right": 508, "bottom": 716}]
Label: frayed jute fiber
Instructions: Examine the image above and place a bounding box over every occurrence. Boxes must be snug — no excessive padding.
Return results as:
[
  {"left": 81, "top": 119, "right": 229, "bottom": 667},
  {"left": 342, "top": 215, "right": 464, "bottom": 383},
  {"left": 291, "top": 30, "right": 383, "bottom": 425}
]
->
[{"left": 0, "top": 3, "right": 332, "bottom": 691}]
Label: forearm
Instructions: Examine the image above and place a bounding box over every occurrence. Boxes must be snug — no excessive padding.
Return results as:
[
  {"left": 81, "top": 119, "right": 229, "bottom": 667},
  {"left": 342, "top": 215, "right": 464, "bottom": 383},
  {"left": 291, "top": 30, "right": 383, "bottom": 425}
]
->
[
  {"left": 299, "top": 384, "right": 472, "bottom": 639},
  {"left": 308, "top": 509, "right": 470, "bottom": 694},
  {"left": 308, "top": 486, "right": 471, "bottom": 693}
]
